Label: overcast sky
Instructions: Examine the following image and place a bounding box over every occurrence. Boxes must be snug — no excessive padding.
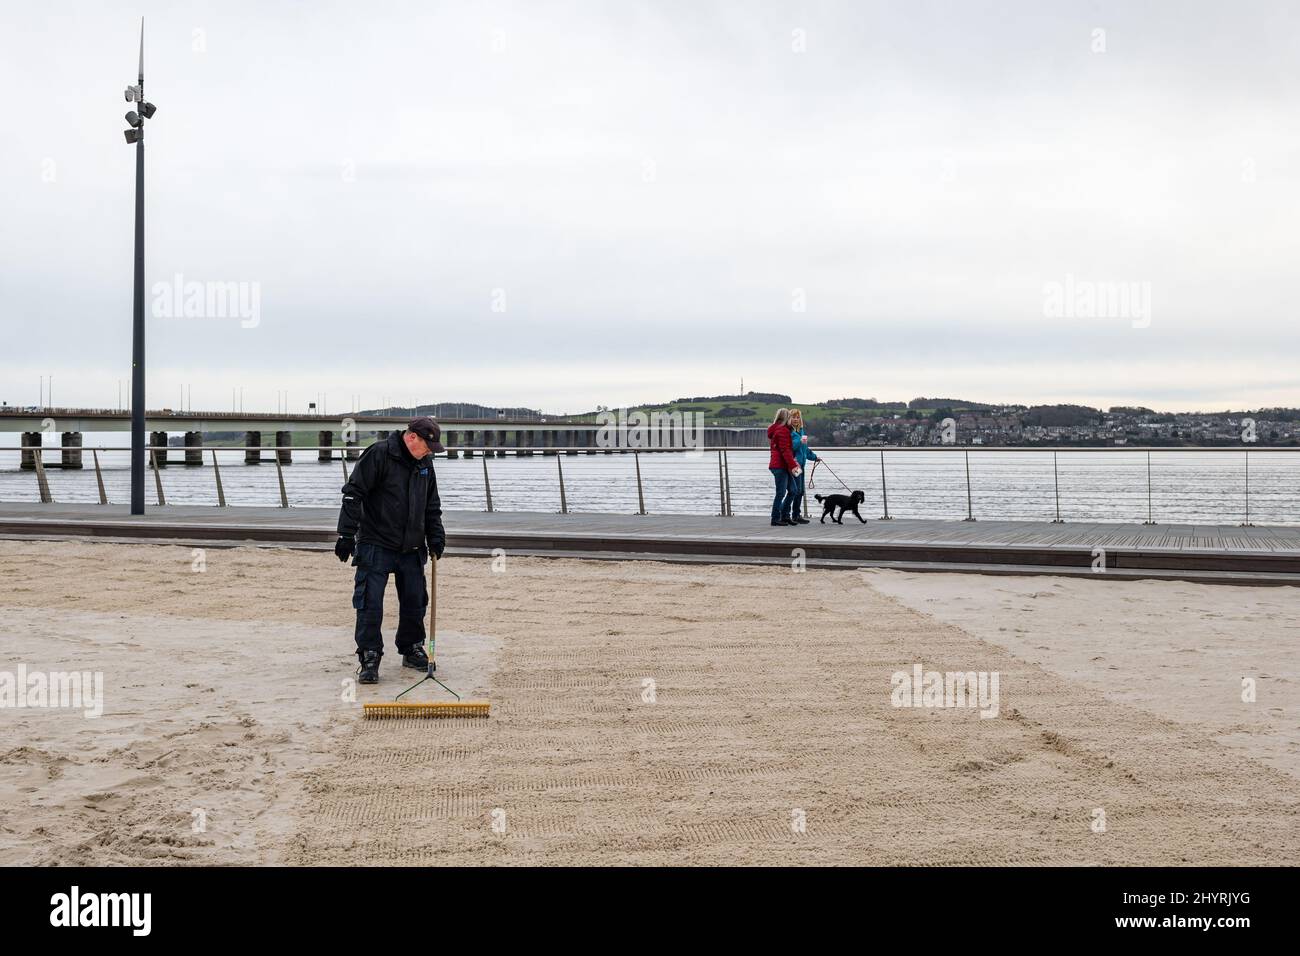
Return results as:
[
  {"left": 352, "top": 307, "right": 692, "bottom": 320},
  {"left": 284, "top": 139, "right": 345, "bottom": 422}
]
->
[{"left": 2, "top": 1, "right": 1298, "bottom": 414}]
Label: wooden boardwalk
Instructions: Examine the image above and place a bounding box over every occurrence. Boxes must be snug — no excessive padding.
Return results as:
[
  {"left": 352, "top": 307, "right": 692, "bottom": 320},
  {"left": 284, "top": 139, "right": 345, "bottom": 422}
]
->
[{"left": 3, "top": 502, "right": 1300, "bottom": 584}]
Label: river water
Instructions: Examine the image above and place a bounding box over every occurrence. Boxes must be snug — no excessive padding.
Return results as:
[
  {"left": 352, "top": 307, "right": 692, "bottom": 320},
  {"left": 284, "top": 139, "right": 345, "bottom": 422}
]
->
[{"left": 1, "top": 439, "right": 1296, "bottom": 525}]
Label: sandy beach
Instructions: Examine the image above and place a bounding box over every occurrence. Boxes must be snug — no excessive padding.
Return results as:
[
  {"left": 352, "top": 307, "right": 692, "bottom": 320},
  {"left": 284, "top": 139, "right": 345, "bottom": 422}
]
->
[{"left": 1, "top": 539, "right": 1296, "bottom": 866}]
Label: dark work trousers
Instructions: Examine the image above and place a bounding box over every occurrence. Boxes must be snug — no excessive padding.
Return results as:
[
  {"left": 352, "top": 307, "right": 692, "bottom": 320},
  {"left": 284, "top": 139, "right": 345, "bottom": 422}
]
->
[{"left": 351, "top": 541, "right": 428, "bottom": 656}]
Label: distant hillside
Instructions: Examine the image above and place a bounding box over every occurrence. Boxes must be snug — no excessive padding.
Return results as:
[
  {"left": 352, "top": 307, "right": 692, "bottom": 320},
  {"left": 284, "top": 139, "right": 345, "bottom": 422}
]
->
[
  {"left": 605, "top": 393, "right": 991, "bottom": 442},
  {"left": 908, "top": 397, "right": 997, "bottom": 411},
  {"left": 673, "top": 392, "right": 791, "bottom": 405},
  {"left": 1022, "top": 404, "right": 1102, "bottom": 427},
  {"left": 822, "top": 398, "right": 907, "bottom": 410}
]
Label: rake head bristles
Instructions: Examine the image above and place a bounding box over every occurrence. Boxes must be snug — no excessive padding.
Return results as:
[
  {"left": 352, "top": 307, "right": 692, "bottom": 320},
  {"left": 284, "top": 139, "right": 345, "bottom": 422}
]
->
[
  {"left": 359, "top": 554, "right": 490, "bottom": 719},
  {"left": 362, "top": 700, "right": 490, "bottom": 719}
]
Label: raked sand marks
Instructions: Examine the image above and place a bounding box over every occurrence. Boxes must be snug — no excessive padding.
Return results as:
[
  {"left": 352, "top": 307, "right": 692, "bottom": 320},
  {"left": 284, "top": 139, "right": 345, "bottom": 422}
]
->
[{"left": 287, "top": 558, "right": 1300, "bottom": 866}]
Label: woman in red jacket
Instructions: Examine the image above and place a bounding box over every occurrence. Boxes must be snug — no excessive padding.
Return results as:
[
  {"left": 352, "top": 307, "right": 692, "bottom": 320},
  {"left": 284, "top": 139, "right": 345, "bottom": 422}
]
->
[{"left": 767, "top": 408, "right": 802, "bottom": 525}]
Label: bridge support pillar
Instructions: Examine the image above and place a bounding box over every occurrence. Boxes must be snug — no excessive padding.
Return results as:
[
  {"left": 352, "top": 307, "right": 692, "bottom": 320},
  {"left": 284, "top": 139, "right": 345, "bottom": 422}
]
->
[
  {"left": 185, "top": 432, "right": 203, "bottom": 466},
  {"left": 463, "top": 430, "right": 474, "bottom": 458},
  {"left": 445, "top": 430, "right": 458, "bottom": 459},
  {"left": 61, "top": 432, "right": 83, "bottom": 469},
  {"left": 151, "top": 431, "right": 170, "bottom": 466},
  {"left": 20, "top": 432, "right": 41, "bottom": 470},
  {"left": 346, "top": 438, "right": 360, "bottom": 461},
  {"left": 318, "top": 431, "right": 333, "bottom": 463},
  {"left": 585, "top": 428, "right": 596, "bottom": 453},
  {"left": 276, "top": 431, "right": 293, "bottom": 465},
  {"left": 514, "top": 430, "right": 526, "bottom": 456},
  {"left": 566, "top": 429, "right": 577, "bottom": 455},
  {"left": 245, "top": 431, "right": 262, "bottom": 465}
]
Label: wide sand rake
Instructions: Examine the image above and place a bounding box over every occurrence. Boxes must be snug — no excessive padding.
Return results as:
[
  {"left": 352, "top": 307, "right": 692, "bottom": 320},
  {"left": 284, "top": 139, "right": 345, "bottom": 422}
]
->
[{"left": 362, "top": 556, "right": 490, "bottom": 719}]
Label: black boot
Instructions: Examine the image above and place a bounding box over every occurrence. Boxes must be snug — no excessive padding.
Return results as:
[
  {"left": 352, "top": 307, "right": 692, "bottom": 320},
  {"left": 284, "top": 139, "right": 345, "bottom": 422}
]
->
[
  {"left": 400, "top": 644, "right": 431, "bottom": 671},
  {"left": 356, "top": 649, "right": 381, "bottom": 684}
]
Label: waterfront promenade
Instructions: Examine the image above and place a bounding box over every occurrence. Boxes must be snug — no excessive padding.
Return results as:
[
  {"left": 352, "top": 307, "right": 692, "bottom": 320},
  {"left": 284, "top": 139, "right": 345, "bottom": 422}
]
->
[{"left": 3, "top": 502, "right": 1300, "bottom": 584}]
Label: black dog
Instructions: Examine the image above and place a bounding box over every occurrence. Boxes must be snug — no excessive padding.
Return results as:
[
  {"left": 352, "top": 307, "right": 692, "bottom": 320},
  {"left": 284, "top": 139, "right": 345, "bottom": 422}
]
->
[{"left": 815, "top": 490, "right": 867, "bottom": 524}]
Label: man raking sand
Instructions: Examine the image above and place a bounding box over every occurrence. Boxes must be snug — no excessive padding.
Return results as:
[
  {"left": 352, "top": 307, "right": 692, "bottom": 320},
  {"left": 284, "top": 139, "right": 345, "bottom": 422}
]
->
[{"left": 334, "top": 416, "right": 447, "bottom": 684}]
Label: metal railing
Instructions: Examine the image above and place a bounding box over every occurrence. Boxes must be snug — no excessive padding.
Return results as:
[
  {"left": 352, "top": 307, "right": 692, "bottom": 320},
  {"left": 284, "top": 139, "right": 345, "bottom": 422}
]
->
[{"left": 2, "top": 444, "right": 1296, "bottom": 526}]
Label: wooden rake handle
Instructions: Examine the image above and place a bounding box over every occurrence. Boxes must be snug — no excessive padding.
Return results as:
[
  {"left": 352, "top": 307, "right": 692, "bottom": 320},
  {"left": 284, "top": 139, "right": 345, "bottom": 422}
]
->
[{"left": 428, "top": 551, "right": 437, "bottom": 666}]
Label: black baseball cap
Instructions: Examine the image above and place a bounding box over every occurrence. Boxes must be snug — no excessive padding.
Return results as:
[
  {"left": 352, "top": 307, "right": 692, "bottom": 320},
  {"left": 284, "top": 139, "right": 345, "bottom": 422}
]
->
[{"left": 407, "top": 416, "right": 445, "bottom": 453}]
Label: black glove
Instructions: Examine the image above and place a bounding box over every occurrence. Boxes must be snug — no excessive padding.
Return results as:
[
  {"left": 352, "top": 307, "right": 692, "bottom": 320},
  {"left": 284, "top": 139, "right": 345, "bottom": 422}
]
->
[
  {"left": 427, "top": 539, "right": 443, "bottom": 560},
  {"left": 334, "top": 535, "right": 355, "bottom": 563}
]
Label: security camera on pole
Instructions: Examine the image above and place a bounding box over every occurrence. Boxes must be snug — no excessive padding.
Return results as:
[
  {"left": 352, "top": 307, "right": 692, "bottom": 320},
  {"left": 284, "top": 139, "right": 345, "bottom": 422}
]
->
[{"left": 123, "top": 18, "right": 157, "bottom": 515}]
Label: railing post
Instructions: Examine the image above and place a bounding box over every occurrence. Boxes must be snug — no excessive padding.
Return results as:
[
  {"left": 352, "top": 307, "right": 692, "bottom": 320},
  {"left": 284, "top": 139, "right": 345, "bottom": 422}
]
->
[
  {"left": 963, "top": 449, "right": 975, "bottom": 521},
  {"left": 634, "top": 451, "right": 646, "bottom": 515},
  {"left": 341, "top": 452, "right": 350, "bottom": 483},
  {"left": 274, "top": 451, "right": 289, "bottom": 508},
  {"left": 723, "top": 450, "right": 733, "bottom": 517},
  {"left": 92, "top": 449, "right": 108, "bottom": 505},
  {"left": 150, "top": 448, "right": 166, "bottom": 506},
  {"left": 1052, "top": 451, "right": 1062, "bottom": 523},
  {"left": 482, "top": 455, "right": 494, "bottom": 513},
  {"left": 717, "top": 450, "right": 726, "bottom": 516},
  {"left": 557, "top": 454, "right": 568, "bottom": 514},
  {"left": 211, "top": 449, "right": 226, "bottom": 507},
  {"left": 879, "top": 450, "right": 891, "bottom": 520},
  {"left": 1241, "top": 449, "right": 1253, "bottom": 527},
  {"left": 1143, "top": 450, "right": 1155, "bottom": 525}
]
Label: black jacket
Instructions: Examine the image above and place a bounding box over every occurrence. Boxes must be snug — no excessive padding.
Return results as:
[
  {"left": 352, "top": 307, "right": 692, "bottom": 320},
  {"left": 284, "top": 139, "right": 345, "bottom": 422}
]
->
[{"left": 336, "top": 433, "right": 446, "bottom": 555}]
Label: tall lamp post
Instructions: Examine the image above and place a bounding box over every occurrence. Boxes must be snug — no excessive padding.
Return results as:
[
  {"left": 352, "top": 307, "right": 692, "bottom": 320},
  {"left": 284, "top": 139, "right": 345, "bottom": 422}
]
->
[{"left": 123, "top": 19, "right": 157, "bottom": 514}]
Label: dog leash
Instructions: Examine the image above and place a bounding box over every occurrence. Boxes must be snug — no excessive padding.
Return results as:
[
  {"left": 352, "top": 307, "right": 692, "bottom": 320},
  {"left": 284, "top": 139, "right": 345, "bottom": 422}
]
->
[{"left": 816, "top": 459, "right": 854, "bottom": 492}]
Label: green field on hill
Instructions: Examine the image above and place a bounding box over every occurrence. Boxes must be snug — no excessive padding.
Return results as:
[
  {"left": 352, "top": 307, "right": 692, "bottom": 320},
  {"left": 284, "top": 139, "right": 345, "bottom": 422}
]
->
[{"left": 616, "top": 399, "right": 963, "bottom": 428}]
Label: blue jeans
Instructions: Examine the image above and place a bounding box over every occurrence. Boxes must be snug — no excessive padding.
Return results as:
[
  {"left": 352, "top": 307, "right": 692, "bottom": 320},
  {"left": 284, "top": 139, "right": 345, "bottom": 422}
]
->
[
  {"left": 351, "top": 541, "right": 428, "bottom": 655},
  {"left": 791, "top": 472, "right": 806, "bottom": 520},
  {"left": 770, "top": 468, "right": 796, "bottom": 522}
]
